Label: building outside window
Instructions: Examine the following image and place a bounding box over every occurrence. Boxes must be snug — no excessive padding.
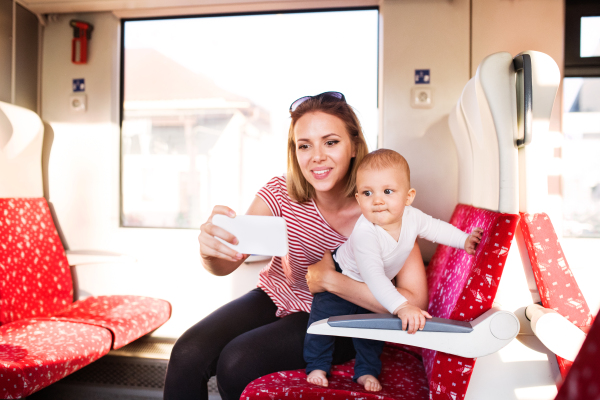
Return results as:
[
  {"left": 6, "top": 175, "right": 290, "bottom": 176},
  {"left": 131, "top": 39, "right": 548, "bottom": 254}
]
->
[{"left": 121, "top": 10, "right": 379, "bottom": 228}]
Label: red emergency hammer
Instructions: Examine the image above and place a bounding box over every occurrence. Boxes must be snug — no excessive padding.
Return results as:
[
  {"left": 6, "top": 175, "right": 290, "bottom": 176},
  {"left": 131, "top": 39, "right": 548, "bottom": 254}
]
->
[{"left": 70, "top": 20, "right": 94, "bottom": 64}]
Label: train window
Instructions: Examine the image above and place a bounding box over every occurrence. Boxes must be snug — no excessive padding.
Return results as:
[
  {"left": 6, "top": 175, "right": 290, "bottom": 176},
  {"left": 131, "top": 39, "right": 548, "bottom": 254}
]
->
[
  {"left": 565, "top": 0, "right": 600, "bottom": 76},
  {"left": 563, "top": 1, "right": 600, "bottom": 237},
  {"left": 580, "top": 16, "right": 600, "bottom": 57},
  {"left": 120, "top": 9, "right": 379, "bottom": 228},
  {"left": 562, "top": 77, "right": 600, "bottom": 237}
]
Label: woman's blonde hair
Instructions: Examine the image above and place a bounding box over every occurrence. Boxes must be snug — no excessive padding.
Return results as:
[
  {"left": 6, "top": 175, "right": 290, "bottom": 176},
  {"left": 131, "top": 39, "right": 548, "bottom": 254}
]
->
[{"left": 287, "top": 95, "right": 369, "bottom": 203}]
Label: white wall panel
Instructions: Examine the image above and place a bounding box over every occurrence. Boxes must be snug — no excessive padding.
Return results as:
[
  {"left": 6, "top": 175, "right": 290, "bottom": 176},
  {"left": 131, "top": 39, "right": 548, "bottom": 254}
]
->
[{"left": 380, "top": 0, "right": 470, "bottom": 260}]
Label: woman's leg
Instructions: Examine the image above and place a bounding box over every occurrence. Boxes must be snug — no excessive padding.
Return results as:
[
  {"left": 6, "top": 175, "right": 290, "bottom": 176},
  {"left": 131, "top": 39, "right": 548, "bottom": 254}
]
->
[
  {"left": 163, "top": 288, "right": 279, "bottom": 400},
  {"left": 216, "top": 309, "right": 356, "bottom": 400}
]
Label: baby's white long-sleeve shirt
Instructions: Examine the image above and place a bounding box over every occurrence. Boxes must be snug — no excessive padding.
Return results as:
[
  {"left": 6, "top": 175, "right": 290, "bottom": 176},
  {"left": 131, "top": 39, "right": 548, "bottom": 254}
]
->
[{"left": 333, "top": 206, "right": 469, "bottom": 314}]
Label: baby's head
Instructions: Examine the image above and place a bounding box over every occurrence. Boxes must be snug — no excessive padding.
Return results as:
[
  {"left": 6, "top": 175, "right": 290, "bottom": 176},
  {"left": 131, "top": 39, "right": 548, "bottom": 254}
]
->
[{"left": 355, "top": 149, "right": 416, "bottom": 227}]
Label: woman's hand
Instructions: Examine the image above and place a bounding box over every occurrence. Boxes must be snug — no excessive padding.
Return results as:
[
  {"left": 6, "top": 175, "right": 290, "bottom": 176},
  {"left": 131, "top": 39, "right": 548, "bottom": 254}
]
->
[
  {"left": 199, "top": 197, "right": 272, "bottom": 276},
  {"left": 199, "top": 205, "right": 247, "bottom": 264},
  {"left": 306, "top": 250, "right": 336, "bottom": 294}
]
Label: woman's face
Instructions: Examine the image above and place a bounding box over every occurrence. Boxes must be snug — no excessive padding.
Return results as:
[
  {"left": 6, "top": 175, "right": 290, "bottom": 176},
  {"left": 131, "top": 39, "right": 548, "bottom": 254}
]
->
[{"left": 294, "top": 111, "right": 356, "bottom": 195}]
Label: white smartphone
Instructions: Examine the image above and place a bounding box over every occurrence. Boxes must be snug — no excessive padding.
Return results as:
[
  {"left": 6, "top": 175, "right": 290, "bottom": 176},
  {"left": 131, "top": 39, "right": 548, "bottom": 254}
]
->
[{"left": 212, "top": 214, "right": 288, "bottom": 257}]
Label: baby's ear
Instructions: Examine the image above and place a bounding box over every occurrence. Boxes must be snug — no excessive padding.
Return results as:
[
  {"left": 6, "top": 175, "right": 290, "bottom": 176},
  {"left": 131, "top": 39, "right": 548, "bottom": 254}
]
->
[{"left": 406, "top": 188, "right": 416, "bottom": 206}]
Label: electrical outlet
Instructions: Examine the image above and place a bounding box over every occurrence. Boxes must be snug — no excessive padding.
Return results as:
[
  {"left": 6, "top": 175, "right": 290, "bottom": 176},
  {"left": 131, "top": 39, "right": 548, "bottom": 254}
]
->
[{"left": 411, "top": 87, "right": 433, "bottom": 109}]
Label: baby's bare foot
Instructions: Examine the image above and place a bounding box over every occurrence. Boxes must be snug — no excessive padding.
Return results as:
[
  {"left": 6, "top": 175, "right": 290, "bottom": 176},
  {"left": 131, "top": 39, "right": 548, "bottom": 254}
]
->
[
  {"left": 356, "top": 374, "right": 382, "bottom": 391},
  {"left": 307, "top": 370, "right": 328, "bottom": 387}
]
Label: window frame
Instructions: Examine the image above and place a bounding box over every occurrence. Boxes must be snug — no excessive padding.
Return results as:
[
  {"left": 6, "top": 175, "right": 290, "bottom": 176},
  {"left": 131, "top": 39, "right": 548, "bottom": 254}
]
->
[{"left": 565, "top": 0, "right": 600, "bottom": 77}]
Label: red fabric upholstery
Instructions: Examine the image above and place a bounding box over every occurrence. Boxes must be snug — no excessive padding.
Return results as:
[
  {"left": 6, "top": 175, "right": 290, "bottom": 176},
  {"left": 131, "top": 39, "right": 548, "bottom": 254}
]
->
[
  {"left": 242, "top": 204, "right": 519, "bottom": 400},
  {"left": 424, "top": 204, "right": 519, "bottom": 400},
  {"left": 555, "top": 312, "right": 600, "bottom": 400},
  {"left": 242, "top": 345, "right": 429, "bottom": 400},
  {"left": 0, "top": 319, "right": 112, "bottom": 399},
  {"left": 519, "top": 212, "right": 593, "bottom": 377},
  {"left": 49, "top": 295, "right": 172, "bottom": 349},
  {"left": 0, "top": 198, "right": 73, "bottom": 324},
  {"left": 0, "top": 196, "right": 172, "bottom": 396}
]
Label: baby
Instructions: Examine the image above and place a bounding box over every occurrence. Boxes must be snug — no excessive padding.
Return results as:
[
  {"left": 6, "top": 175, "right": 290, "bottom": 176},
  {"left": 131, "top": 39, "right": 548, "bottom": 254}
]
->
[{"left": 304, "top": 149, "right": 483, "bottom": 391}]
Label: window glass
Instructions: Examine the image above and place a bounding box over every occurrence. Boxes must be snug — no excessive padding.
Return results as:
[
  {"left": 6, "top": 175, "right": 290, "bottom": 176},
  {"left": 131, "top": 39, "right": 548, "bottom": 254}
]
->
[
  {"left": 562, "top": 77, "right": 600, "bottom": 237},
  {"left": 121, "top": 10, "right": 379, "bottom": 228},
  {"left": 580, "top": 16, "right": 600, "bottom": 58}
]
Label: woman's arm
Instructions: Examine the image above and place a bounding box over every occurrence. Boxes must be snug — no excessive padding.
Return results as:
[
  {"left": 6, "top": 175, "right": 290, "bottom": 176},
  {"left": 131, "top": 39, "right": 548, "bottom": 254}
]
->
[
  {"left": 305, "top": 242, "right": 427, "bottom": 313},
  {"left": 199, "top": 196, "right": 273, "bottom": 276},
  {"left": 306, "top": 250, "right": 388, "bottom": 313},
  {"left": 393, "top": 242, "right": 429, "bottom": 311}
]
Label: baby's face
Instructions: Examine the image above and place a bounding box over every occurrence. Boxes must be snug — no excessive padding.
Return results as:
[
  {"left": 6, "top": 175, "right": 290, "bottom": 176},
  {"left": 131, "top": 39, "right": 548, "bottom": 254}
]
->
[{"left": 355, "top": 166, "right": 415, "bottom": 228}]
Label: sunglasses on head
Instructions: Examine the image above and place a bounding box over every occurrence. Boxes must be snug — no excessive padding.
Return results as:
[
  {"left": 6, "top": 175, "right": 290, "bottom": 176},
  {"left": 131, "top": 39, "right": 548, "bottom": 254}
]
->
[{"left": 289, "top": 91, "right": 346, "bottom": 113}]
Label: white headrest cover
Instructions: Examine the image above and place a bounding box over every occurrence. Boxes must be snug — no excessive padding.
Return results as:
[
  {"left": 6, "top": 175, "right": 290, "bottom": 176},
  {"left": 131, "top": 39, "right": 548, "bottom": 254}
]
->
[{"left": 0, "top": 101, "right": 44, "bottom": 198}]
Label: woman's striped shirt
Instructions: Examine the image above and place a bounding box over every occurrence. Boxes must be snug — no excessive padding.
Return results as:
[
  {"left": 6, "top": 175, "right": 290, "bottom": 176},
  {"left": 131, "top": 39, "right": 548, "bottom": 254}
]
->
[{"left": 256, "top": 176, "right": 348, "bottom": 317}]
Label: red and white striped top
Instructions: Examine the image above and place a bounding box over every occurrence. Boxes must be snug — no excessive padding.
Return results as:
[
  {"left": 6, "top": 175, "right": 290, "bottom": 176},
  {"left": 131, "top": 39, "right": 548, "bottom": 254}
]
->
[{"left": 256, "top": 176, "right": 348, "bottom": 317}]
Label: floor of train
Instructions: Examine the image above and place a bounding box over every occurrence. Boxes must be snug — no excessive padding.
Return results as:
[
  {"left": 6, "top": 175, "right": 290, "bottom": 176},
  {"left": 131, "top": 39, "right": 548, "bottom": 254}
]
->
[{"left": 28, "top": 337, "right": 222, "bottom": 400}]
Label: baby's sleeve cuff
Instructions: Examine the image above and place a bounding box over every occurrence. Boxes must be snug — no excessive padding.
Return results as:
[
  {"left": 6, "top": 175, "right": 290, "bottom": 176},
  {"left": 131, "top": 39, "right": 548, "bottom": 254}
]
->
[{"left": 388, "top": 295, "right": 409, "bottom": 314}]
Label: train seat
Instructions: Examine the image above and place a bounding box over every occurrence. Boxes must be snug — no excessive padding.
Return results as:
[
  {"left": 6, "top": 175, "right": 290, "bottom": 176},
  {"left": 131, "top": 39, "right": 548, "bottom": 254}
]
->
[
  {"left": 0, "top": 319, "right": 113, "bottom": 399},
  {"left": 520, "top": 213, "right": 594, "bottom": 377},
  {"left": 242, "top": 206, "right": 519, "bottom": 400},
  {"left": 241, "top": 52, "right": 524, "bottom": 400},
  {"left": 554, "top": 306, "right": 600, "bottom": 400},
  {"left": 508, "top": 51, "right": 595, "bottom": 381},
  {"left": 0, "top": 102, "right": 172, "bottom": 398}
]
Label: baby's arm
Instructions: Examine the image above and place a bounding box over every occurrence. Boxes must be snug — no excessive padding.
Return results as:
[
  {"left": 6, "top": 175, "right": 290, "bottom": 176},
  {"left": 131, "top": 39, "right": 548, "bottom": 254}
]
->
[
  {"left": 352, "top": 230, "right": 409, "bottom": 315},
  {"left": 414, "top": 208, "right": 482, "bottom": 253}
]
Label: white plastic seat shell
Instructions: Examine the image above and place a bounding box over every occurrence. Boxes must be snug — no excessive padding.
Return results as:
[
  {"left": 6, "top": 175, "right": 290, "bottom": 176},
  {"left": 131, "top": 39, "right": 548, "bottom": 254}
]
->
[{"left": 0, "top": 101, "right": 45, "bottom": 198}]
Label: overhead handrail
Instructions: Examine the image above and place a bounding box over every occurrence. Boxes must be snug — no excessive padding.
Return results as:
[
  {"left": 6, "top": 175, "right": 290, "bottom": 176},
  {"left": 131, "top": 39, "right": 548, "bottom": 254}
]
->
[{"left": 513, "top": 54, "right": 532, "bottom": 147}]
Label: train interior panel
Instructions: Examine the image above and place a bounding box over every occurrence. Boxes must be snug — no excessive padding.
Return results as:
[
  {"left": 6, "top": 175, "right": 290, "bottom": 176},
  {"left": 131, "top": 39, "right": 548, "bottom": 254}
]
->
[{"left": 0, "top": 0, "right": 599, "bottom": 399}]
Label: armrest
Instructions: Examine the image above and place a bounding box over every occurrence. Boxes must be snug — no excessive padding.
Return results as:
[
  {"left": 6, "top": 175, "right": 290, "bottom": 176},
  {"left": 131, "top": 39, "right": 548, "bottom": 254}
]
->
[
  {"left": 525, "top": 303, "right": 586, "bottom": 361},
  {"left": 66, "top": 250, "right": 137, "bottom": 266},
  {"left": 307, "top": 307, "right": 519, "bottom": 358},
  {"left": 328, "top": 314, "right": 474, "bottom": 333}
]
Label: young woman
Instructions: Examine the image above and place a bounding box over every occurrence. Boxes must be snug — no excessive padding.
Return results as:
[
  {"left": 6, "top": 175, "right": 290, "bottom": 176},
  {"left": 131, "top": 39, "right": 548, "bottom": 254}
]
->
[{"left": 163, "top": 92, "right": 428, "bottom": 400}]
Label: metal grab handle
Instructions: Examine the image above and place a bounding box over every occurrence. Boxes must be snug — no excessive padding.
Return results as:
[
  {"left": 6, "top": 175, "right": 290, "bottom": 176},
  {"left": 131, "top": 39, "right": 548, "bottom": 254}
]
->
[{"left": 513, "top": 54, "right": 532, "bottom": 148}]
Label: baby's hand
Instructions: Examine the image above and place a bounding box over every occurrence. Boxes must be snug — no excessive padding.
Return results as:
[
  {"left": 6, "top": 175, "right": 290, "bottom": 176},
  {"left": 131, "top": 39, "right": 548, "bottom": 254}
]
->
[
  {"left": 393, "top": 303, "right": 432, "bottom": 334},
  {"left": 465, "top": 227, "right": 483, "bottom": 255}
]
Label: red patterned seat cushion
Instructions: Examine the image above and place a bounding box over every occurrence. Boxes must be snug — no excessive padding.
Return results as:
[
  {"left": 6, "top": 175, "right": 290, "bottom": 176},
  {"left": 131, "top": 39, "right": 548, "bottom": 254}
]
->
[
  {"left": 423, "top": 204, "right": 519, "bottom": 399},
  {"left": 47, "top": 295, "right": 172, "bottom": 349},
  {"left": 0, "top": 198, "right": 73, "bottom": 324},
  {"left": 555, "top": 313, "right": 600, "bottom": 400},
  {"left": 0, "top": 319, "right": 112, "bottom": 398},
  {"left": 241, "top": 344, "right": 429, "bottom": 400},
  {"left": 519, "top": 212, "right": 593, "bottom": 377}
]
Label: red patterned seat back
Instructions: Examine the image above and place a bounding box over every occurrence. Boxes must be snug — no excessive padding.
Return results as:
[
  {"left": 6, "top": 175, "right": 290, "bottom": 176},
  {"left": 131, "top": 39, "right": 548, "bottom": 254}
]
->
[
  {"left": 519, "top": 212, "right": 593, "bottom": 377},
  {"left": 0, "top": 198, "right": 73, "bottom": 324},
  {"left": 554, "top": 312, "right": 600, "bottom": 400},
  {"left": 423, "top": 204, "right": 519, "bottom": 399}
]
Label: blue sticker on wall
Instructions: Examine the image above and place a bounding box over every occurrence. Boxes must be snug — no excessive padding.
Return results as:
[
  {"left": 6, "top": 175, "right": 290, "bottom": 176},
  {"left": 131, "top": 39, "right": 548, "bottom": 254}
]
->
[
  {"left": 73, "top": 78, "right": 85, "bottom": 92},
  {"left": 415, "top": 70, "right": 430, "bottom": 84}
]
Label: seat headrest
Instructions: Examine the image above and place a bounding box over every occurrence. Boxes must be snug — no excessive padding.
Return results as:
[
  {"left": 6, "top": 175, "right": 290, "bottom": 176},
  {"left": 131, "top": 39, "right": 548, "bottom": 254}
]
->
[
  {"left": 0, "top": 102, "right": 43, "bottom": 160},
  {"left": 0, "top": 101, "right": 45, "bottom": 198}
]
